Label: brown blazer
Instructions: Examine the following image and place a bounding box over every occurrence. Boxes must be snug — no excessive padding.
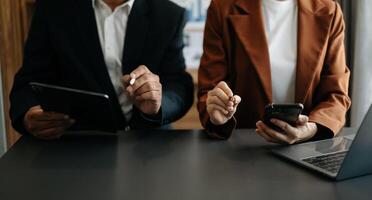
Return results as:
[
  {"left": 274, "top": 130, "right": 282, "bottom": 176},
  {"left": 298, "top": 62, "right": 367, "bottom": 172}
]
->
[{"left": 198, "top": 0, "right": 351, "bottom": 139}]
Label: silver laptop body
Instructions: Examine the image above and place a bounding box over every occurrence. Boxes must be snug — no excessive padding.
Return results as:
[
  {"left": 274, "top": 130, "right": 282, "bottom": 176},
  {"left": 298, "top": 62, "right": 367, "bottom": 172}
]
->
[{"left": 272, "top": 105, "right": 372, "bottom": 181}]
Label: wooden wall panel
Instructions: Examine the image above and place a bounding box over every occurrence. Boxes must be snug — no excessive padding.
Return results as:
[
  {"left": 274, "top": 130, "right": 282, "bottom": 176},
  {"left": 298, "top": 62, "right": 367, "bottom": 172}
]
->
[
  {"left": 0, "top": 0, "right": 35, "bottom": 148},
  {"left": 20, "top": 0, "right": 35, "bottom": 42},
  {"left": 172, "top": 69, "right": 202, "bottom": 129}
]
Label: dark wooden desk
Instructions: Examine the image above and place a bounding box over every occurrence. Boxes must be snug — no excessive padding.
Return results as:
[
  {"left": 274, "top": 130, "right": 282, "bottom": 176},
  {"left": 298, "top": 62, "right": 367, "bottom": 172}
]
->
[{"left": 0, "top": 129, "right": 371, "bottom": 200}]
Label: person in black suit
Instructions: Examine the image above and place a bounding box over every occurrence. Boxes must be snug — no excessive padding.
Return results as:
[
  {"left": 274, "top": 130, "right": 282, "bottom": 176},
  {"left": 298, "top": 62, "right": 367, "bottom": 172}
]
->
[{"left": 9, "top": 0, "right": 194, "bottom": 139}]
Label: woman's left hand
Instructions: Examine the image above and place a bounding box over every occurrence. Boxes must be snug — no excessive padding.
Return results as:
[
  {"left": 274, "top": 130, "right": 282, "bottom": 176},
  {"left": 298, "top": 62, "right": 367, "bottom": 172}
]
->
[{"left": 256, "top": 115, "right": 318, "bottom": 145}]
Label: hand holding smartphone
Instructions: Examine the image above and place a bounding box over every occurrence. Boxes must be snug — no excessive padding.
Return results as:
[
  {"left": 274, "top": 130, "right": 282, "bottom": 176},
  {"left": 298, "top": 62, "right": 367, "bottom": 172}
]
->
[{"left": 264, "top": 103, "right": 304, "bottom": 133}]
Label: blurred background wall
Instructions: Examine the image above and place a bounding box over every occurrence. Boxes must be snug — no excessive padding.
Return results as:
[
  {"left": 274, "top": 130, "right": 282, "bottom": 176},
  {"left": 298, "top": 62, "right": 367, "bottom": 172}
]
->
[
  {"left": 170, "top": 0, "right": 211, "bottom": 129},
  {"left": 349, "top": 0, "right": 372, "bottom": 128},
  {"left": 0, "top": 0, "right": 29, "bottom": 148}
]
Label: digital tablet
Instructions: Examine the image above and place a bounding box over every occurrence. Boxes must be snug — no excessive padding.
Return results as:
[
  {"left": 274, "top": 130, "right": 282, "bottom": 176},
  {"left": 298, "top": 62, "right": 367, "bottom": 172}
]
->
[{"left": 30, "top": 82, "right": 116, "bottom": 132}]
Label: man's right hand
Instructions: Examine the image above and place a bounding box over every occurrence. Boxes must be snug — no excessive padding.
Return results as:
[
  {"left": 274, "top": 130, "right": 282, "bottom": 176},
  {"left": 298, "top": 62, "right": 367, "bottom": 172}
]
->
[
  {"left": 24, "top": 106, "right": 75, "bottom": 140},
  {"left": 206, "top": 81, "right": 241, "bottom": 125}
]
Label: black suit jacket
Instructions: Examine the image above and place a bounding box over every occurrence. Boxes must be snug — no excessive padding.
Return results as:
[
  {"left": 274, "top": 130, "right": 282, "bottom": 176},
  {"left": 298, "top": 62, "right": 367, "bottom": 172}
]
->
[{"left": 10, "top": 0, "right": 194, "bottom": 134}]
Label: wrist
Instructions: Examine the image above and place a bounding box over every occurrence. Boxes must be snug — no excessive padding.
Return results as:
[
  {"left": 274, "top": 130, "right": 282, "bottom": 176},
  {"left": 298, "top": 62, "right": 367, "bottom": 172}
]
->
[
  {"left": 137, "top": 104, "right": 160, "bottom": 115},
  {"left": 139, "top": 107, "right": 163, "bottom": 122},
  {"left": 205, "top": 117, "right": 237, "bottom": 140},
  {"left": 308, "top": 122, "right": 318, "bottom": 137},
  {"left": 209, "top": 117, "right": 228, "bottom": 126}
]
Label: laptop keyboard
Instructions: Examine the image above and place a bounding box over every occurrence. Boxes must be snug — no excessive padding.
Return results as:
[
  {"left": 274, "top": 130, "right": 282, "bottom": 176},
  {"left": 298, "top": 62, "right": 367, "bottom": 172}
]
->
[{"left": 302, "top": 151, "right": 348, "bottom": 174}]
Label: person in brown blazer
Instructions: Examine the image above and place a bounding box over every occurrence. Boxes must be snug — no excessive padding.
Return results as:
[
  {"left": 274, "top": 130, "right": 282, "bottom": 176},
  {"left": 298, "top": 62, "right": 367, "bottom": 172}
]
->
[{"left": 198, "top": 0, "right": 351, "bottom": 144}]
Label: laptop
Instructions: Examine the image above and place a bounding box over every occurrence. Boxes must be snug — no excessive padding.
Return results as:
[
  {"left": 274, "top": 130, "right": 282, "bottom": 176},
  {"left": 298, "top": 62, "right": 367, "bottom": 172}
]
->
[{"left": 272, "top": 104, "right": 372, "bottom": 181}]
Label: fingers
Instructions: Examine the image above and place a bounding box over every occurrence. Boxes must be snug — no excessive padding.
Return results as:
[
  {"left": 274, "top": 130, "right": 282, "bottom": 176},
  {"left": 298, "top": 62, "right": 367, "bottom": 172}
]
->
[
  {"left": 33, "top": 112, "right": 69, "bottom": 121},
  {"left": 30, "top": 121, "right": 73, "bottom": 140},
  {"left": 135, "top": 91, "right": 162, "bottom": 102},
  {"left": 29, "top": 119, "right": 75, "bottom": 132},
  {"left": 208, "top": 88, "right": 232, "bottom": 108},
  {"left": 130, "top": 65, "right": 150, "bottom": 78},
  {"left": 216, "top": 81, "right": 233, "bottom": 98},
  {"left": 132, "top": 81, "right": 162, "bottom": 96},
  {"left": 226, "top": 95, "right": 242, "bottom": 117},
  {"left": 233, "top": 95, "right": 242, "bottom": 105},
  {"left": 231, "top": 95, "right": 242, "bottom": 110},
  {"left": 207, "top": 95, "right": 229, "bottom": 111},
  {"left": 257, "top": 118, "right": 314, "bottom": 145},
  {"left": 26, "top": 117, "right": 75, "bottom": 138},
  {"left": 224, "top": 95, "right": 240, "bottom": 117},
  {"left": 129, "top": 73, "right": 160, "bottom": 92},
  {"left": 38, "top": 127, "right": 66, "bottom": 135},
  {"left": 207, "top": 82, "right": 241, "bottom": 114},
  {"left": 270, "top": 119, "right": 297, "bottom": 136},
  {"left": 122, "top": 75, "right": 132, "bottom": 88},
  {"left": 29, "top": 109, "right": 69, "bottom": 121},
  {"left": 207, "top": 104, "right": 229, "bottom": 115},
  {"left": 29, "top": 105, "right": 42, "bottom": 112},
  {"left": 206, "top": 82, "right": 242, "bottom": 125},
  {"left": 209, "top": 87, "right": 230, "bottom": 102},
  {"left": 35, "top": 127, "right": 67, "bottom": 140},
  {"left": 122, "top": 66, "right": 162, "bottom": 115},
  {"left": 256, "top": 121, "right": 296, "bottom": 144},
  {"left": 124, "top": 66, "right": 160, "bottom": 97},
  {"left": 24, "top": 106, "right": 75, "bottom": 140},
  {"left": 256, "top": 128, "right": 282, "bottom": 144}
]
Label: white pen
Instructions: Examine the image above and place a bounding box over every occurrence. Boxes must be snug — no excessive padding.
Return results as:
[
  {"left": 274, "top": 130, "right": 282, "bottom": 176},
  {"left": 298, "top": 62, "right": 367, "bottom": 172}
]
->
[
  {"left": 129, "top": 78, "right": 136, "bottom": 85},
  {"left": 129, "top": 74, "right": 136, "bottom": 85}
]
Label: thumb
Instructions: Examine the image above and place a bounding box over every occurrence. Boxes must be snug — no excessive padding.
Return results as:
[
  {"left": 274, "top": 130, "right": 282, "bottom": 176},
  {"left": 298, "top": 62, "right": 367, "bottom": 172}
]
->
[
  {"left": 122, "top": 75, "right": 132, "bottom": 87},
  {"left": 297, "top": 115, "right": 309, "bottom": 126},
  {"left": 233, "top": 95, "right": 241, "bottom": 106},
  {"left": 29, "top": 105, "right": 43, "bottom": 114}
]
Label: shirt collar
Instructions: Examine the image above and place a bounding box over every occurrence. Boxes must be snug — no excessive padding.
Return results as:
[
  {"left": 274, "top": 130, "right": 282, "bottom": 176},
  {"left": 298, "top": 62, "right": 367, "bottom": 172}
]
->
[{"left": 92, "top": 0, "right": 135, "bottom": 12}]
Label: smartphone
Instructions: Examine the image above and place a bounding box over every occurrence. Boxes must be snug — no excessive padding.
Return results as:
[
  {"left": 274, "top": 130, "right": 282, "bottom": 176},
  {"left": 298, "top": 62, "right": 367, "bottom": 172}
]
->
[{"left": 264, "top": 103, "right": 304, "bottom": 132}]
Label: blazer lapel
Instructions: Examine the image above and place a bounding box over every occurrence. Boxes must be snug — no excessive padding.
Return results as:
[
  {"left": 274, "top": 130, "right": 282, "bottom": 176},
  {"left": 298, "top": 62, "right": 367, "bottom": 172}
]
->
[
  {"left": 122, "top": 0, "right": 150, "bottom": 74},
  {"left": 74, "top": 0, "right": 117, "bottom": 98},
  {"left": 229, "top": 0, "right": 272, "bottom": 102},
  {"left": 295, "top": 0, "right": 333, "bottom": 103},
  {"left": 74, "top": 0, "right": 127, "bottom": 126}
]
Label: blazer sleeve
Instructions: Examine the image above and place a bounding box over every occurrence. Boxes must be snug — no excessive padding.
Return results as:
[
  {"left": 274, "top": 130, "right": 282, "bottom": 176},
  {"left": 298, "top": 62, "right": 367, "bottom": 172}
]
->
[
  {"left": 197, "top": 1, "right": 236, "bottom": 140},
  {"left": 129, "top": 9, "right": 194, "bottom": 129},
  {"left": 9, "top": 0, "right": 57, "bottom": 135},
  {"left": 308, "top": 3, "right": 351, "bottom": 136}
]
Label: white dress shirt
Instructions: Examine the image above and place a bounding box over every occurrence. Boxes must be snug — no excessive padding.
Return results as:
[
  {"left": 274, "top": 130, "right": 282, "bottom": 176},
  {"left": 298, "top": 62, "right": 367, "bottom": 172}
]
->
[
  {"left": 92, "top": 0, "right": 134, "bottom": 120},
  {"left": 262, "top": 0, "right": 298, "bottom": 103}
]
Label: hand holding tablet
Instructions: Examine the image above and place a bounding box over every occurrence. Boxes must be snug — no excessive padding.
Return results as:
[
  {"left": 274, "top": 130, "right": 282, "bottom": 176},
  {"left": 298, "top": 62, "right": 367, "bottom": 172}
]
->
[
  {"left": 29, "top": 82, "right": 116, "bottom": 136},
  {"left": 24, "top": 105, "right": 75, "bottom": 140}
]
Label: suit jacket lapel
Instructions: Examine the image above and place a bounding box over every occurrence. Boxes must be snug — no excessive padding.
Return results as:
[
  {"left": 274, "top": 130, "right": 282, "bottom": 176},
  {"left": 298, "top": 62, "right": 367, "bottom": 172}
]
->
[
  {"left": 74, "top": 0, "right": 127, "bottom": 126},
  {"left": 74, "top": 0, "right": 117, "bottom": 97},
  {"left": 122, "top": 0, "right": 150, "bottom": 74},
  {"left": 229, "top": 0, "right": 272, "bottom": 102},
  {"left": 295, "top": 0, "right": 333, "bottom": 103}
]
